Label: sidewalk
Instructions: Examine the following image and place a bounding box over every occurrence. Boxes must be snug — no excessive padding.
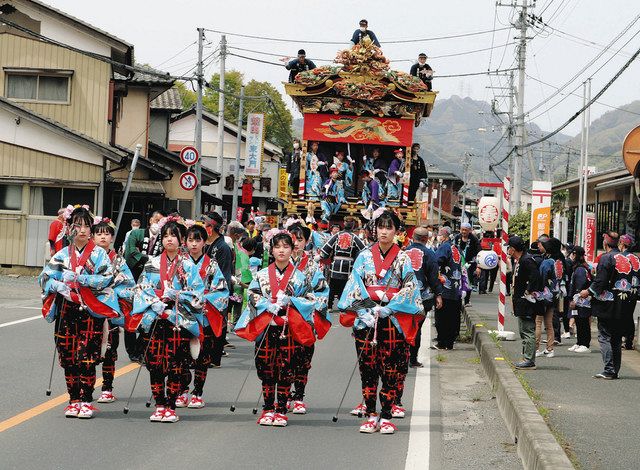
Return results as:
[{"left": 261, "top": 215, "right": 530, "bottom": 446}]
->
[{"left": 467, "top": 292, "right": 640, "bottom": 469}]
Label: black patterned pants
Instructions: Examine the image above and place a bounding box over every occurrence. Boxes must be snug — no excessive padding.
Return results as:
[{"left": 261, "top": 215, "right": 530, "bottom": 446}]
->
[
  {"left": 101, "top": 322, "right": 119, "bottom": 391},
  {"left": 255, "top": 325, "right": 297, "bottom": 414},
  {"left": 142, "top": 319, "right": 191, "bottom": 409},
  {"left": 182, "top": 324, "right": 215, "bottom": 396},
  {"left": 291, "top": 344, "right": 315, "bottom": 401},
  {"left": 354, "top": 317, "right": 409, "bottom": 419},
  {"left": 55, "top": 302, "right": 104, "bottom": 403}
]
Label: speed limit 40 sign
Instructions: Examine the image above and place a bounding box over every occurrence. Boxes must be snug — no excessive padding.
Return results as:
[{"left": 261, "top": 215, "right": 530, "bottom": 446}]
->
[
  {"left": 179, "top": 171, "right": 198, "bottom": 191},
  {"left": 180, "top": 146, "right": 199, "bottom": 166}
]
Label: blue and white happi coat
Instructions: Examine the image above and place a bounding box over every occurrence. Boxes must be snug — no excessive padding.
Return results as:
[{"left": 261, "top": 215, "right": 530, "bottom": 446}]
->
[
  {"left": 192, "top": 254, "right": 229, "bottom": 327},
  {"left": 39, "top": 243, "right": 118, "bottom": 322},
  {"left": 337, "top": 247, "right": 423, "bottom": 335},
  {"left": 235, "top": 264, "right": 315, "bottom": 338},
  {"left": 132, "top": 254, "right": 204, "bottom": 337}
]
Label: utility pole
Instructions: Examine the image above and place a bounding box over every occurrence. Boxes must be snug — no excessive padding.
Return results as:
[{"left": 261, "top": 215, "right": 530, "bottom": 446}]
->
[
  {"left": 576, "top": 81, "right": 587, "bottom": 244},
  {"left": 580, "top": 78, "right": 592, "bottom": 246},
  {"left": 461, "top": 152, "right": 473, "bottom": 223},
  {"left": 216, "top": 35, "right": 227, "bottom": 211},
  {"left": 437, "top": 178, "right": 444, "bottom": 224},
  {"left": 194, "top": 27, "right": 204, "bottom": 218},
  {"left": 231, "top": 86, "right": 245, "bottom": 222},
  {"left": 512, "top": 0, "right": 532, "bottom": 212}
]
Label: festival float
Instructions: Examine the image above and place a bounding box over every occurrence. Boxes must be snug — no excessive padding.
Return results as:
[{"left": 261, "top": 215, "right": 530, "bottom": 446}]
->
[{"left": 283, "top": 37, "right": 437, "bottom": 226}]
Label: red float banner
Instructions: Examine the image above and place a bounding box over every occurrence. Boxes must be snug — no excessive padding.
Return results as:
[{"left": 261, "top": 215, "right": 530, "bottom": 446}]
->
[
  {"left": 302, "top": 113, "right": 414, "bottom": 147},
  {"left": 584, "top": 212, "right": 596, "bottom": 263}
]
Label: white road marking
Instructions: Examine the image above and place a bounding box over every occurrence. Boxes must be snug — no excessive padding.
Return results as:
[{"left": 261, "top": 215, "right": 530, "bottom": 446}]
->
[
  {"left": 405, "top": 316, "right": 432, "bottom": 470},
  {"left": 0, "top": 315, "right": 41, "bottom": 328}
]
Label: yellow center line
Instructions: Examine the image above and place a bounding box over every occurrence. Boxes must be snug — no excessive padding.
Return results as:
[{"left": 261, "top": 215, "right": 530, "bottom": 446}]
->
[{"left": 0, "top": 362, "right": 140, "bottom": 433}]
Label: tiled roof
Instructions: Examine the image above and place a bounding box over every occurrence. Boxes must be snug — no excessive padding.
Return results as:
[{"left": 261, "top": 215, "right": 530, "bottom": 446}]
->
[
  {"left": 114, "top": 64, "right": 173, "bottom": 86},
  {"left": 151, "top": 87, "right": 183, "bottom": 112}
]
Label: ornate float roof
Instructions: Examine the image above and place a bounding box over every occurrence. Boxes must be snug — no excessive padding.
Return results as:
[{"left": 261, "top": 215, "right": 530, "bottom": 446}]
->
[{"left": 284, "top": 37, "right": 436, "bottom": 126}]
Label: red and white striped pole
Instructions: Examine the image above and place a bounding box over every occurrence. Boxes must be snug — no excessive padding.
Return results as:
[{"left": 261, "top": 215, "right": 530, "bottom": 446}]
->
[{"left": 497, "top": 176, "right": 511, "bottom": 332}]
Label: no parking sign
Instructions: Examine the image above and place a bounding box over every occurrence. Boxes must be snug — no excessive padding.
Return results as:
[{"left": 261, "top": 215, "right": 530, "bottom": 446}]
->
[{"left": 179, "top": 171, "right": 198, "bottom": 191}]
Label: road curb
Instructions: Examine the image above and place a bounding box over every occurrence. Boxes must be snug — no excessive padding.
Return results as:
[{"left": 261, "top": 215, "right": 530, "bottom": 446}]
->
[{"left": 462, "top": 306, "right": 574, "bottom": 470}]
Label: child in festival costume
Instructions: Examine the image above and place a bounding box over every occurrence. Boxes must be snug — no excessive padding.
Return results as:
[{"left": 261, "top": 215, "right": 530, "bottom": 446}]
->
[
  {"left": 132, "top": 218, "right": 204, "bottom": 423},
  {"left": 337, "top": 210, "right": 423, "bottom": 434},
  {"left": 39, "top": 206, "right": 119, "bottom": 419},
  {"left": 176, "top": 223, "right": 229, "bottom": 409},
  {"left": 320, "top": 166, "right": 346, "bottom": 223},
  {"left": 385, "top": 148, "right": 405, "bottom": 206},
  {"left": 234, "top": 231, "right": 315, "bottom": 427},
  {"left": 286, "top": 222, "right": 330, "bottom": 414},
  {"left": 91, "top": 218, "right": 136, "bottom": 404}
]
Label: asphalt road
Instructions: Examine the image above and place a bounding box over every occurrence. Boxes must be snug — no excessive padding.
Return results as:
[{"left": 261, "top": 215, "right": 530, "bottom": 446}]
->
[{"left": 0, "top": 276, "right": 520, "bottom": 470}]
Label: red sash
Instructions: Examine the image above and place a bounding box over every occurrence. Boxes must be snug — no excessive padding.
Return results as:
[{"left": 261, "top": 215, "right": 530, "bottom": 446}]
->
[
  {"left": 70, "top": 240, "right": 95, "bottom": 272},
  {"left": 235, "top": 312, "right": 274, "bottom": 342},
  {"left": 371, "top": 243, "right": 400, "bottom": 279},
  {"left": 365, "top": 285, "right": 400, "bottom": 303},
  {"left": 204, "top": 302, "right": 224, "bottom": 337},
  {"left": 295, "top": 253, "right": 309, "bottom": 272},
  {"left": 395, "top": 312, "right": 425, "bottom": 346},
  {"left": 160, "top": 252, "right": 180, "bottom": 287},
  {"left": 340, "top": 311, "right": 357, "bottom": 327},
  {"left": 287, "top": 307, "right": 315, "bottom": 346},
  {"left": 198, "top": 255, "right": 211, "bottom": 280},
  {"left": 268, "top": 262, "right": 295, "bottom": 302},
  {"left": 313, "top": 312, "right": 332, "bottom": 340}
]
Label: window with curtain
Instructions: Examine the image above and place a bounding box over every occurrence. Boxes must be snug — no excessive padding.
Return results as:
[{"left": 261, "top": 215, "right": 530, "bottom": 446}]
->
[
  {"left": 0, "top": 184, "right": 22, "bottom": 211},
  {"left": 30, "top": 187, "right": 62, "bottom": 215},
  {"left": 5, "top": 73, "right": 70, "bottom": 103}
]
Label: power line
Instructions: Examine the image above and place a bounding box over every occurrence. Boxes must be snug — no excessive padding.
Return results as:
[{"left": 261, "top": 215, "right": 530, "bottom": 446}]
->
[
  {"left": 204, "top": 26, "right": 511, "bottom": 45},
  {"left": 229, "top": 51, "right": 518, "bottom": 78},
  {"left": 521, "top": 41, "right": 640, "bottom": 149},
  {"left": 155, "top": 41, "right": 197, "bottom": 67},
  {"left": 525, "top": 14, "right": 640, "bottom": 116}
]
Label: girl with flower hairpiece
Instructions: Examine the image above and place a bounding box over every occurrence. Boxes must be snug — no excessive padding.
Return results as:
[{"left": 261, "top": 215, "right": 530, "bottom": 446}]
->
[
  {"left": 131, "top": 219, "right": 204, "bottom": 423},
  {"left": 175, "top": 223, "right": 229, "bottom": 410},
  {"left": 234, "top": 231, "right": 315, "bottom": 427},
  {"left": 286, "top": 222, "right": 330, "bottom": 415},
  {"left": 39, "top": 206, "right": 119, "bottom": 419},
  {"left": 89, "top": 218, "right": 136, "bottom": 405}
]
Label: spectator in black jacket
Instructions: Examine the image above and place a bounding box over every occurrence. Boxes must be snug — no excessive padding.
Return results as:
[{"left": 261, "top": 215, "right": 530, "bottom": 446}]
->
[
  {"left": 579, "top": 231, "right": 633, "bottom": 379},
  {"left": 509, "top": 235, "right": 542, "bottom": 370},
  {"left": 454, "top": 223, "right": 480, "bottom": 306},
  {"left": 405, "top": 227, "right": 443, "bottom": 367}
]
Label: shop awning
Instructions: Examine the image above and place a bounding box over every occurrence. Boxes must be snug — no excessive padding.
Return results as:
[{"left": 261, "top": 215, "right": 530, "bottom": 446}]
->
[{"left": 594, "top": 175, "right": 633, "bottom": 191}]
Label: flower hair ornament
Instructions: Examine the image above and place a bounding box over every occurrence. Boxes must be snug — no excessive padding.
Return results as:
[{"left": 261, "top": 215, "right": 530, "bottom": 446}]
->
[
  {"left": 92, "top": 216, "right": 114, "bottom": 227},
  {"left": 157, "top": 214, "right": 185, "bottom": 230},
  {"left": 63, "top": 204, "right": 93, "bottom": 222},
  {"left": 263, "top": 227, "right": 291, "bottom": 247},
  {"left": 283, "top": 216, "right": 304, "bottom": 230}
]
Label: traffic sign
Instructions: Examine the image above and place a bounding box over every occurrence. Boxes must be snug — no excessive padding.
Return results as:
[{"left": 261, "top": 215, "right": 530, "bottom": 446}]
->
[
  {"left": 180, "top": 146, "right": 199, "bottom": 166},
  {"left": 179, "top": 171, "right": 198, "bottom": 191}
]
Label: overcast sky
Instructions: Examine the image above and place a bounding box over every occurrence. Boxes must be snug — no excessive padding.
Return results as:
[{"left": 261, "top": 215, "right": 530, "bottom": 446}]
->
[{"left": 49, "top": 0, "right": 640, "bottom": 136}]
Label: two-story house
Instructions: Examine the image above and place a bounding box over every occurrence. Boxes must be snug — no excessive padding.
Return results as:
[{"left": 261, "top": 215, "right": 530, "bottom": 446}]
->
[{"left": 0, "top": 0, "right": 219, "bottom": 269}]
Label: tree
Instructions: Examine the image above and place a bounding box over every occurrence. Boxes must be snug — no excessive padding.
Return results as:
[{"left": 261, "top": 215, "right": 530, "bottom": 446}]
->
[
  {"left": 195, "top": 70, "right": 294, "bottom": 149},
  {"left": 551, "top": 189, "right": 568, "bottom": 216},
  {"left": 509, "top": 210, "right": 532, "bottom": 244},
  {"left": 175, "top": 81, "right": 196, "bottom": 109}
]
